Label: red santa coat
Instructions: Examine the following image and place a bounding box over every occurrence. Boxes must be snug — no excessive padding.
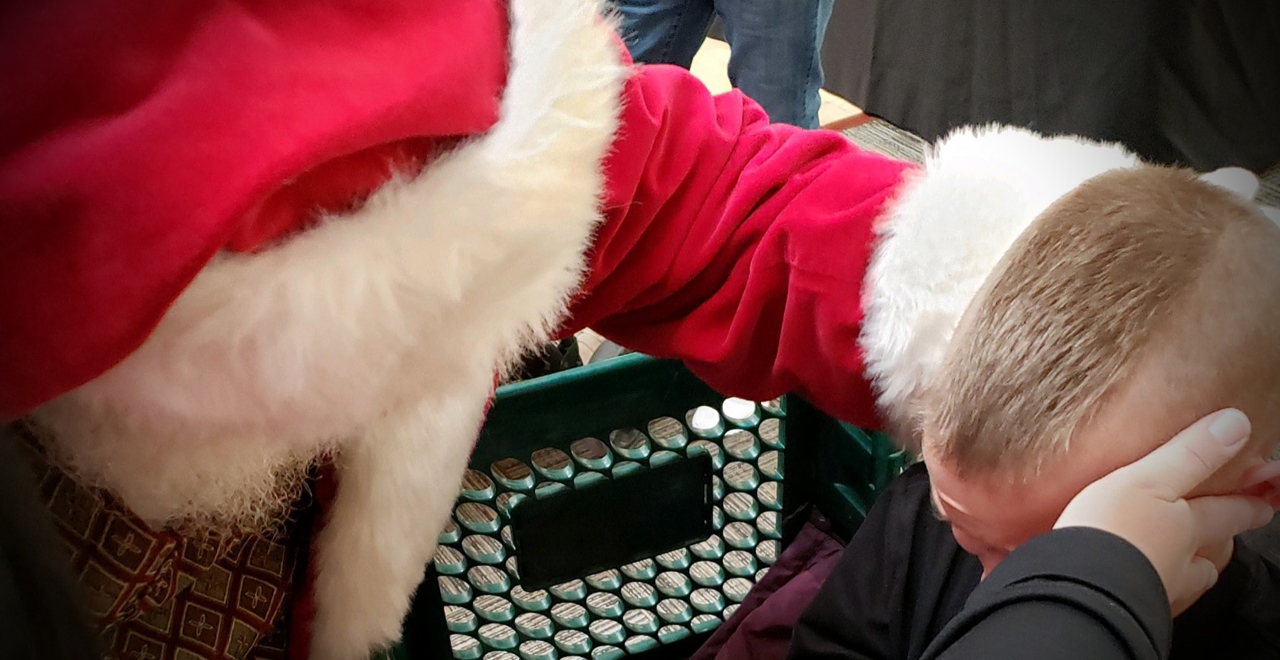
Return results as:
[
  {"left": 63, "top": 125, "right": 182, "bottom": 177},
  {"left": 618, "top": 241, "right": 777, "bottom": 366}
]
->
[
  {"left": 0, "top": 0, "right": 908, "bottom": 656},
  {"left": 2, "top": 0, "right": 1158, "bottom": 658}
]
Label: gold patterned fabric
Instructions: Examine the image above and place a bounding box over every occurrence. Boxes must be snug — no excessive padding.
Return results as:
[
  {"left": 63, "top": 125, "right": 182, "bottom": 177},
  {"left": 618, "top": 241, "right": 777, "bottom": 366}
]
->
[{"left": 15, "top": 428, "right": 306, "bottom": 660}]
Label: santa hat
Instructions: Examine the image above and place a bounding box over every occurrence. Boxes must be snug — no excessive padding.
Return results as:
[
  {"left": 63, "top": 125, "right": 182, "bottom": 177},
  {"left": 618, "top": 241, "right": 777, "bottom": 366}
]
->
[
  {"left": 3, "top": 2, "right": 629, "bottom": 658},
  {"left": 0, "top": 0, "right": 510, "bottom": 418},
  {"left": 860, "top": 125, "right": 1269, "bottom": 437}
]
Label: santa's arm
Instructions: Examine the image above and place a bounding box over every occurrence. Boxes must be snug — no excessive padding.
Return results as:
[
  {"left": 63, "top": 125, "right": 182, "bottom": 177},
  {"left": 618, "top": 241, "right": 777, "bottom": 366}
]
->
[{"left": 562, "top": 63, "right": 913, "bottom": 428}]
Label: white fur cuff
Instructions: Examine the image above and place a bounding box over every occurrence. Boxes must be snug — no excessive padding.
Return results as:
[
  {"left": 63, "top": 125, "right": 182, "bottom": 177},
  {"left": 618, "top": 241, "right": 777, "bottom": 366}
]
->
[{"left": 858, "top": 125, "right": 1142, "bottom": 438}]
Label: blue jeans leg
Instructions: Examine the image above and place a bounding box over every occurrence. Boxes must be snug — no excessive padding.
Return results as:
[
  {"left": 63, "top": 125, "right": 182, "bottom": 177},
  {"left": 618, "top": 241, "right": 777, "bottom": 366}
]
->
[
  {"left": 716, "top": 0, "right": 834, "bottom": 128},
  {"left": 613, "top": 0, "right": 717, "bottom": 69}
]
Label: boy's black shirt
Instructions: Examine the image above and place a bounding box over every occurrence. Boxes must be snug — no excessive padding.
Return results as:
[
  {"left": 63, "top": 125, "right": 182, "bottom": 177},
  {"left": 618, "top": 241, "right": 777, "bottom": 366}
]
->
[{"left": 786, "top": 464, "right": 1280, "bottom": 660}]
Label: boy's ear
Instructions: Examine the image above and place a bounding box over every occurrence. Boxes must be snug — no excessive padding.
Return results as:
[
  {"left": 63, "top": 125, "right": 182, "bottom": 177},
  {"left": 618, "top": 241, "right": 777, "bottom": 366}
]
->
[{"left": 1199, "top": 167, "right": 1260, "bottom": 201}]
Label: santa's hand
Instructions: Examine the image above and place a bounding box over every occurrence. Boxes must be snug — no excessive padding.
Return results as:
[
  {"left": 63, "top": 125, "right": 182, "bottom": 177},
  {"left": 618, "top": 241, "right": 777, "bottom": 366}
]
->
[{"left": 1054, "top": 409, "right": 1279, "bottom": 616}]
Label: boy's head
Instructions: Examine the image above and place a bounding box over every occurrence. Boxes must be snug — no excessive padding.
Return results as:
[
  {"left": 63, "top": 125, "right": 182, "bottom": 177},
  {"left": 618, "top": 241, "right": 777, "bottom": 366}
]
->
[{"left": 920, "top": 166, "right": 1280, "bottom": 573}]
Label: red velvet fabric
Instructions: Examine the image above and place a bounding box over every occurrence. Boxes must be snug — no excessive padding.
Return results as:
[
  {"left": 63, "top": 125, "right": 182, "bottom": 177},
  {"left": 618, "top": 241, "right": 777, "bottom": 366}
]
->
[
  {"left": 566, "top": 64, "right": 914, "bottom": 429},
  {"left": 0, "top": 0, "right": 510, "bottom": 417},
  {"left": 2, "top": 1, "right": 914, "bottom": 652}
]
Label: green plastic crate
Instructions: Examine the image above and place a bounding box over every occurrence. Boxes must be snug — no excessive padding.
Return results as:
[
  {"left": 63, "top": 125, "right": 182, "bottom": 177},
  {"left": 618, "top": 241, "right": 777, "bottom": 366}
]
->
[{"left": 390, "top": 354, "right": 907, "bottom": 660}]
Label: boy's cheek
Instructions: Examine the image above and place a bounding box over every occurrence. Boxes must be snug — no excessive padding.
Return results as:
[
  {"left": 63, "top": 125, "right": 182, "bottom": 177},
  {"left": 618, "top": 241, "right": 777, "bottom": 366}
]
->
[{"left": 946, "top": 523, "right": 1011, "bottom": 575}]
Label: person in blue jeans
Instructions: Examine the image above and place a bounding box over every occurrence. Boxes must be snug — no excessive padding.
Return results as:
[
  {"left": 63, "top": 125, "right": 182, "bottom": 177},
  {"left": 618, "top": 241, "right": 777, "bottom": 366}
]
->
[{"left": 615, "top": 0, "right": 834, "bottom": 129}]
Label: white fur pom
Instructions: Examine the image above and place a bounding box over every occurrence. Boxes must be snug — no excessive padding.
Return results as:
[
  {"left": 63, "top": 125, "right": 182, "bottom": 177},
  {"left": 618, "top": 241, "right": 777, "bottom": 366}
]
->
[
  {"left": 859, "top": 125, "right": 1142, "bottom": 442},
  {"left": 1200, "top": 166, "right": 1279, "bottom": 228},
  {"left": 1200, "top": 167, "right": 1260, "bottom": 201}
]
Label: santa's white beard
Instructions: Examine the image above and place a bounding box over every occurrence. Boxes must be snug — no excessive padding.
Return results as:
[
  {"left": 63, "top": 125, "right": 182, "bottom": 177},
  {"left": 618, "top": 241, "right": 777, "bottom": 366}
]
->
[{"left": 30, "top": 397, "right": 326, "bottom": 537}]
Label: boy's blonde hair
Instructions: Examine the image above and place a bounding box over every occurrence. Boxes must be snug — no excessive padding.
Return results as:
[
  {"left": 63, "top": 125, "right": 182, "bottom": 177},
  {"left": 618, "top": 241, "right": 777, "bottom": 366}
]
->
[{"left": 924, "top": 166, "right": 1280, "bottom": 481}]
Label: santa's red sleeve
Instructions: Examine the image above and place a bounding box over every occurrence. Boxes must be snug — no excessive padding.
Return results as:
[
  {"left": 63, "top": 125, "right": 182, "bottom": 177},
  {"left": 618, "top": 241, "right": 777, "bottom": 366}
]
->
[{"left": 562, "top": 64, "right": 914, "bottom": 428}]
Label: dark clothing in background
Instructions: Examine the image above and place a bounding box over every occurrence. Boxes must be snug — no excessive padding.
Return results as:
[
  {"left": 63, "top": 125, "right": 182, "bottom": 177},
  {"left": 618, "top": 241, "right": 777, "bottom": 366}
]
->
[
  {"left": 820, "top": 0, "right": 1280, "bottom": 172},
  {"left": 918, "top": 528, "right": 1173, "bottom": 660},
  {"left": 0, "top": 423, "right": 100, "bottom": 660},
  {"left": 691, "top": 514, "right": 846, "bottom": 660},
  {"left": 505, "top": 338, "right": 583, "bottom": 384},
  {"left": 785, "top": 465, "right": 982, "bottom": 660},
  {"left": 785, "top": 465, "right": 1280, "bottom": 660}
]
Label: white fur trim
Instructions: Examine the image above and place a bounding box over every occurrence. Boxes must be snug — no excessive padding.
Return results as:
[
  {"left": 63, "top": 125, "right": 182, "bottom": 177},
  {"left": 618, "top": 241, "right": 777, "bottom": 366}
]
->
[
  {"left": 313, "top": 376, "right": 493, "bottom": 660},
  {"left": 859, "top": 126, "right": 1141, "bottom": 442},
  {"left": 305, "top": 2, "right": 625, "bottom": 655},
  {"left": 37, "top": 0, "right": 627, "bottom": 657}
]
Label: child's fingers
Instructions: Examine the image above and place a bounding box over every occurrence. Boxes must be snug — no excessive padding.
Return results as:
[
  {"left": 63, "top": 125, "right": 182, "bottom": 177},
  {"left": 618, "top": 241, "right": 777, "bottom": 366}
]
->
[
  {"left": 1116, "top": 409, "right": 1251, "bottom": 499},
  {"left": 1236, "top": 480, "right": 1280, "bottom": 509},
  {"left": 1240, "top": 460, "right": 1280, "bottom": 490},
  {"left": 1228, "top": 462, "right": 1280, "bottom": 509},
  {"left": 1185, "top": 555, "right": 1220, "bottom": 603},
  {"left": 1194, "top": 538, "right": 1235, "bottom": 575},
  {"left": 1186, "top": 495, "right": 1276, "bottom": 548}
]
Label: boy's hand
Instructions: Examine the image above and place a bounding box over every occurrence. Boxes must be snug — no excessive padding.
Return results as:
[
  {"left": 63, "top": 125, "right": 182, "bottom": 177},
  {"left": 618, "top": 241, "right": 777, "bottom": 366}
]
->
[{"left": 1054, "top": 409, "right": 1280, "bottom": 615}]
